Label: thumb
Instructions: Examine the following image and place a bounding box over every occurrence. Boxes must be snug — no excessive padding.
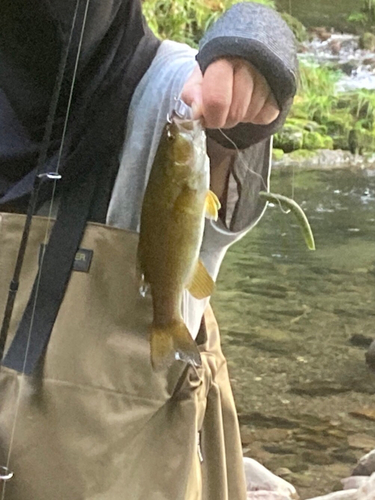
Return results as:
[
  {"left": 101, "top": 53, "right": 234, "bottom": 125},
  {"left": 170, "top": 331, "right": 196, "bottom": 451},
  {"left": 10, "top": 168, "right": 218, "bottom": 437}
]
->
[{"left": 180, "top": 64, "right": 203, "bottom": 119}]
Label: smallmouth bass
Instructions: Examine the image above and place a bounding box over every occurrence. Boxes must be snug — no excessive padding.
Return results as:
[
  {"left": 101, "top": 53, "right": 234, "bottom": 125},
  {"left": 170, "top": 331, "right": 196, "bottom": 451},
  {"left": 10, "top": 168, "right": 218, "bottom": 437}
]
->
[{"left": 138, "top": 113, "right": 220, "bottom": 370}]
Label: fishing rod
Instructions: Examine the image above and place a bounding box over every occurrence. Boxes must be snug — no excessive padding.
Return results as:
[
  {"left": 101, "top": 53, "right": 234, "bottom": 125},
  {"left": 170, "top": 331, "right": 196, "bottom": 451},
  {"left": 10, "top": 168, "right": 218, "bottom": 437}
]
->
[{"left": 0, "top": 0, "right": 91, "bottom": 495}]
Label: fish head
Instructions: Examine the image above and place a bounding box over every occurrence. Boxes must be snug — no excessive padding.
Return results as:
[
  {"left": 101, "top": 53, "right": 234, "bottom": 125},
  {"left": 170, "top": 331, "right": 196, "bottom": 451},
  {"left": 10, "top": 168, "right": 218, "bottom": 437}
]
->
[{"left": 164, "top": 117, "right": 206, "bottom": 177}]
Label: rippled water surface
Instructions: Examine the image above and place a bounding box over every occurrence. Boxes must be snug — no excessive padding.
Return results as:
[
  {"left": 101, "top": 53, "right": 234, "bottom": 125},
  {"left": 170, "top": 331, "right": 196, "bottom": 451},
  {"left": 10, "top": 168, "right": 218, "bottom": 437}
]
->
[{"left": 212, "top": 166, "right": 375, "bottom": 498}]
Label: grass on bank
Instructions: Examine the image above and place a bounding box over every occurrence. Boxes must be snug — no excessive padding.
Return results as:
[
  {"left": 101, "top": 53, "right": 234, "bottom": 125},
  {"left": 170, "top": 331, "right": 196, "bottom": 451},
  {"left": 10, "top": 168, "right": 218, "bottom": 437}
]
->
[
  {"left": 142, "top": 0, "right": 274, "bottom": 46},
  {"left": 275, "top": 61, "right": 375, "bottom": 154},
  {"left": 348, "top": 0, "right": 375, "bottom": 28}
]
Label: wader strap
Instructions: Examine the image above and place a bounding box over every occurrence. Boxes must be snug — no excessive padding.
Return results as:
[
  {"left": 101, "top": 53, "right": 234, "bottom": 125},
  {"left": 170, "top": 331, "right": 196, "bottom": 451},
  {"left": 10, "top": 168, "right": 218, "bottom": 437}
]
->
[
  {"left": 0, "top": 13, "right": 77, "bottom": 360},
  {"left": 2, "top": 166, "right": 98, "bottom": 374},
  {"left": 2, "top": 33, "right": 160, "bottom": 374}
]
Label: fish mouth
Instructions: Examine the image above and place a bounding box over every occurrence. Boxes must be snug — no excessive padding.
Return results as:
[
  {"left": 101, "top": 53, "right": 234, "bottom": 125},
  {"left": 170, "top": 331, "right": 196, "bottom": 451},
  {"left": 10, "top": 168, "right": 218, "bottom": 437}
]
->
[{"left": 173, "top": 116, "right": 204, "bottom": 140}]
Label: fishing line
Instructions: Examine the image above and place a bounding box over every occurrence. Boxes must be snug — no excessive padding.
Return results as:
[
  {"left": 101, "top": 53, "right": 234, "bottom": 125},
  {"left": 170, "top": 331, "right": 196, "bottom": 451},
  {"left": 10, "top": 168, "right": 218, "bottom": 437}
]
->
[
  {"left": 1, "top": 1, "right": 91, "bottom": 497},
  {"left": 218, "top": 128, "right": 269, "bottom": 192},
  {"left": 217, "top": 128, "right": 290, "bottom": 215},
  {"left": 36, "top": 0, "right": 92, "bottom": 250},
  {"left": 291, "top": 163, "right": 295, "bottom": 200}
]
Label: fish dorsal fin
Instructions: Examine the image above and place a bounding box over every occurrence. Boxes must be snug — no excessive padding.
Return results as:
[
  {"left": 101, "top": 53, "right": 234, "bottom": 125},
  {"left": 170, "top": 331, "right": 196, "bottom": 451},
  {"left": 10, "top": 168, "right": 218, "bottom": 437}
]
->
[
  {"left": 205, "top": 190, "right": 221, "bottom": 221},
  {"left": 187, "top": 260, "right": 214, "bottom": 299}
]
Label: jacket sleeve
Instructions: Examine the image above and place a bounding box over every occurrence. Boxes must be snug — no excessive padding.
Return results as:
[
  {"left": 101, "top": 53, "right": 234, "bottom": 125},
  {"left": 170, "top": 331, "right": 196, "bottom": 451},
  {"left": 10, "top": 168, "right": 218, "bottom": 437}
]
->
[{"left": 196, "top": 2, "right": 298, "bottom": 149}]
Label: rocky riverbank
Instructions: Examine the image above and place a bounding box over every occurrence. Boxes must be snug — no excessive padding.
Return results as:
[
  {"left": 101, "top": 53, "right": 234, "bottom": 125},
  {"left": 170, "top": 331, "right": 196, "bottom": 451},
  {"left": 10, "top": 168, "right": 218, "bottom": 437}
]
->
[
  {"left": 272, "top": 148, "right": 375, "bottom": 169},
  {"left": 243, "top": 450, "right": 375, "bottom": 499},
  {"left": 274, "top": 23, "right": 375, "bottom": 161}
]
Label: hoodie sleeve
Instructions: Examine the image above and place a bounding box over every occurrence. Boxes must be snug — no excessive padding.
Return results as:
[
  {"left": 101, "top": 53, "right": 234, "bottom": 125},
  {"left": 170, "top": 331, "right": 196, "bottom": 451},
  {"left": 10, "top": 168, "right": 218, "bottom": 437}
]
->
[{"left": 196, "top": 2, "right": 298, "bottom": 149}]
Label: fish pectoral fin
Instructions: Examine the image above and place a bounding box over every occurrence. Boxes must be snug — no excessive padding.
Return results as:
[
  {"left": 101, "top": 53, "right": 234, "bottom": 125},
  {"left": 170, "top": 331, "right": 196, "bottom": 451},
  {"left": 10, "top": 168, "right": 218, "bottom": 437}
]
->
[
  {"left": 204, "top": 190, "right": 221, "bottom": 221},
  {"left": 151, "top": 320, "right": 202, "bottom": 371},
  {"left": 186, "top": 260, "right": 214, "bottom": 300}
]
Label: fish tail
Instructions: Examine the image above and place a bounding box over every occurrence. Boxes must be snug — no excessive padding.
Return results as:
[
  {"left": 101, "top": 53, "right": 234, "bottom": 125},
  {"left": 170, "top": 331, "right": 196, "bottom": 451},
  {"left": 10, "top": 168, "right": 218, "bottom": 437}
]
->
[{"left": 150, "top": 320, "right": 202, "bottom": 371}]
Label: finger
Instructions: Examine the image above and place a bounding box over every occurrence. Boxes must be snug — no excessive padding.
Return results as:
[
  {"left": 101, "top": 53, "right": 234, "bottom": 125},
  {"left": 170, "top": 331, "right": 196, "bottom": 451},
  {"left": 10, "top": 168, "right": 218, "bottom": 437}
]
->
[
  {"left": 223, "top": 62, "right": 254, "bottom": 129},
  {"left": 243, "top": 70, "right": 271, "bottom": 123},
  {"left": 250, "top": 91, "right": 280, "bottom": 125},
  {"left": 200, "top": 59, "right": 233, "bottom": 128},
  {"left": 180, "top": 64, "right": 204, "bottom": 119}
]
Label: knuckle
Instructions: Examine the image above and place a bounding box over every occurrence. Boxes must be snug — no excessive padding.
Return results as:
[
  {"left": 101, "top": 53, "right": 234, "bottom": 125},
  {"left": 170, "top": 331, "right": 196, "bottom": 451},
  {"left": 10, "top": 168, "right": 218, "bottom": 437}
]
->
[
  {"left": 254, "top": 106, "right": 279, "bottom": 125},
  {"left": 227, "top": 107, "right": 243, "bottom": 127}
]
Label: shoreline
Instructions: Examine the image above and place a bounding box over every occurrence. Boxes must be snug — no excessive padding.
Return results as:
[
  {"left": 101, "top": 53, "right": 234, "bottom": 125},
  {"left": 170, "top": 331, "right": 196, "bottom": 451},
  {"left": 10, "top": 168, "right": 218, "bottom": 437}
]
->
[{"left": 272, "top": 148, "right": 375, "bottom": 170}]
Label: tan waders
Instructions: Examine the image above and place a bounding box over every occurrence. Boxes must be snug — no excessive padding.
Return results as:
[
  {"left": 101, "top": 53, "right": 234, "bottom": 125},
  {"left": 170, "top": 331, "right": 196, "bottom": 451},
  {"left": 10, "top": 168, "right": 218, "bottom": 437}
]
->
[{"left": 0, "top": 213, "right": 246, "bottom": 499}]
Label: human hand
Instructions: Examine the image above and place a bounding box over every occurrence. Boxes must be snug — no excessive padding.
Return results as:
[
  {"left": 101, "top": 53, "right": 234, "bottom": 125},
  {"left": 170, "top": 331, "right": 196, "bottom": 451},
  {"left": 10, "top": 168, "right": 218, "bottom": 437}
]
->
[{"left": 180, "top": 58, "right": 280, "bottom": 129}]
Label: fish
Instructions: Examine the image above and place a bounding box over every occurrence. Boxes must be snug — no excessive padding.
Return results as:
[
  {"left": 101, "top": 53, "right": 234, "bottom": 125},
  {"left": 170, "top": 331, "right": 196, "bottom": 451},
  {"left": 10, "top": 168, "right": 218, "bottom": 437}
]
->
[
  {"left": 259, "top": 191, "right": 316, "bottom": 251},
  {"left": 138, "top": 113, "right": 220, "bottom": 371}
]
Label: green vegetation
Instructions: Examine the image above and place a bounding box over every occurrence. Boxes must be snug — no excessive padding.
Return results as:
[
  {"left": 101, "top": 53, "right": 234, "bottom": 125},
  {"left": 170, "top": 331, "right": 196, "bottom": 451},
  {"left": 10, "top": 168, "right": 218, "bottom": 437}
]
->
[
  {"left": 142, "top": 0, "right": 375, "bottom": 157},
  {"left": 359, "top": 31, "right": 375, "bottom": 50},
  {"left": 280, "top": 12, "right": 307, "bottom": 43},
  {"left": 347, "top": 11, "right": 368, "bottom": 26},
  {"left": 347, "top": 0, "right": 375, "bottom": 32},
  {"left": 275, "top": 61, "right": 375, "bottom": 155},
  {"left": 142, "top": 0, "right": 274, "bottom": 46}
]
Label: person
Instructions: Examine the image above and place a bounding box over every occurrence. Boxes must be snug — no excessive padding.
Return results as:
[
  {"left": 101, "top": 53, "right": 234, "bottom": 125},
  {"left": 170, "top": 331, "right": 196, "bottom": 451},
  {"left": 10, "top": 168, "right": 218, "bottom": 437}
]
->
[{"left": 0, "top": 1, "right": 297, "bottom": 498}]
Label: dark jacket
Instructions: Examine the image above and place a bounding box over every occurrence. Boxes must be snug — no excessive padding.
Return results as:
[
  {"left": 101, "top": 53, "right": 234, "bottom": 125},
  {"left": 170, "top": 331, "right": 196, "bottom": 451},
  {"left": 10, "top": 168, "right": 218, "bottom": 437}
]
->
[{"left": 0, "top": 1, "right": 297, "bottom": 213}]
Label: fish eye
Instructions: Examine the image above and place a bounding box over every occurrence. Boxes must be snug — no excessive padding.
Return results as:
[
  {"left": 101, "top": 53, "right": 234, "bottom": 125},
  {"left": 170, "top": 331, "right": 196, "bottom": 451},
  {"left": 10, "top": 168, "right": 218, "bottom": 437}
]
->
[{"left": 167, "top": 128, "right": 175, "bottom": 141}]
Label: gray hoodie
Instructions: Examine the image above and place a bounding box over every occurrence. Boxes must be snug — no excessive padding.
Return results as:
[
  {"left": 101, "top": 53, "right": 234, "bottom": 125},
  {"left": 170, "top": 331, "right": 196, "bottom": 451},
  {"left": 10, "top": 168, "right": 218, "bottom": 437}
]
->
[{"left": 107, "top": 3, "right": 297, "bottom": 339}]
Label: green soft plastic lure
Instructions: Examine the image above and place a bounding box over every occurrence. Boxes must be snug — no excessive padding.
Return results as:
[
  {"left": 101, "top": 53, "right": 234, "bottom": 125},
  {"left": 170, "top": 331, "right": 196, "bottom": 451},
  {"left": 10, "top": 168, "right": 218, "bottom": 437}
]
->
[{"left": 259, "top": 191, "right": 316, "bottom": 251}]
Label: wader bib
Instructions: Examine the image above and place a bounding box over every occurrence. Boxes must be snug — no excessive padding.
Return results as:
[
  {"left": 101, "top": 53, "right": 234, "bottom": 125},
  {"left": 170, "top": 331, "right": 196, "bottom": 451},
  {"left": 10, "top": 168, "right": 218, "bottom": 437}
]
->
[{"left": 0, "top": 212, "right": 247, "bottom": 500}]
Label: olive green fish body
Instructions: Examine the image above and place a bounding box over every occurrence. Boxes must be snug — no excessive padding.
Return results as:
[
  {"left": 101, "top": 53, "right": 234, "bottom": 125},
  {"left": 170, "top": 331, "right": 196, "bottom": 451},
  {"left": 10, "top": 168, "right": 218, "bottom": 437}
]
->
[{"left": 138, "top": 117, "right": 216, "bottom": 370}]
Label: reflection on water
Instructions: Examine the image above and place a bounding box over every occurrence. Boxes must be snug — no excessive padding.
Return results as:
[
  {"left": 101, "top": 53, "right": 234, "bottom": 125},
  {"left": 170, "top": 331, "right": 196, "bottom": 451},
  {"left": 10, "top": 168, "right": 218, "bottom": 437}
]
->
[{"left": 213, "top": 167, "right": 375, "bottom": 498}]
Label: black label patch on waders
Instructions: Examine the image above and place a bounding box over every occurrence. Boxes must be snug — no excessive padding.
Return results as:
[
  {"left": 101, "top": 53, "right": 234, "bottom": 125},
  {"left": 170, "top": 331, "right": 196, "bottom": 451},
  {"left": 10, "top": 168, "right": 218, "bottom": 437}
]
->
[{"left": 39, "top": 245, "right": 93, "bottom": 273}]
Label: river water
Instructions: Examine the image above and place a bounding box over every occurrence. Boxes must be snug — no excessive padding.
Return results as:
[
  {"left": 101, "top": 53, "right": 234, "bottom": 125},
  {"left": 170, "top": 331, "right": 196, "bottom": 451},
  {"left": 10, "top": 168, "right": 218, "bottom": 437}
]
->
[{"left": 212, "top": 165, "right": 375, "bottom": 498}]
